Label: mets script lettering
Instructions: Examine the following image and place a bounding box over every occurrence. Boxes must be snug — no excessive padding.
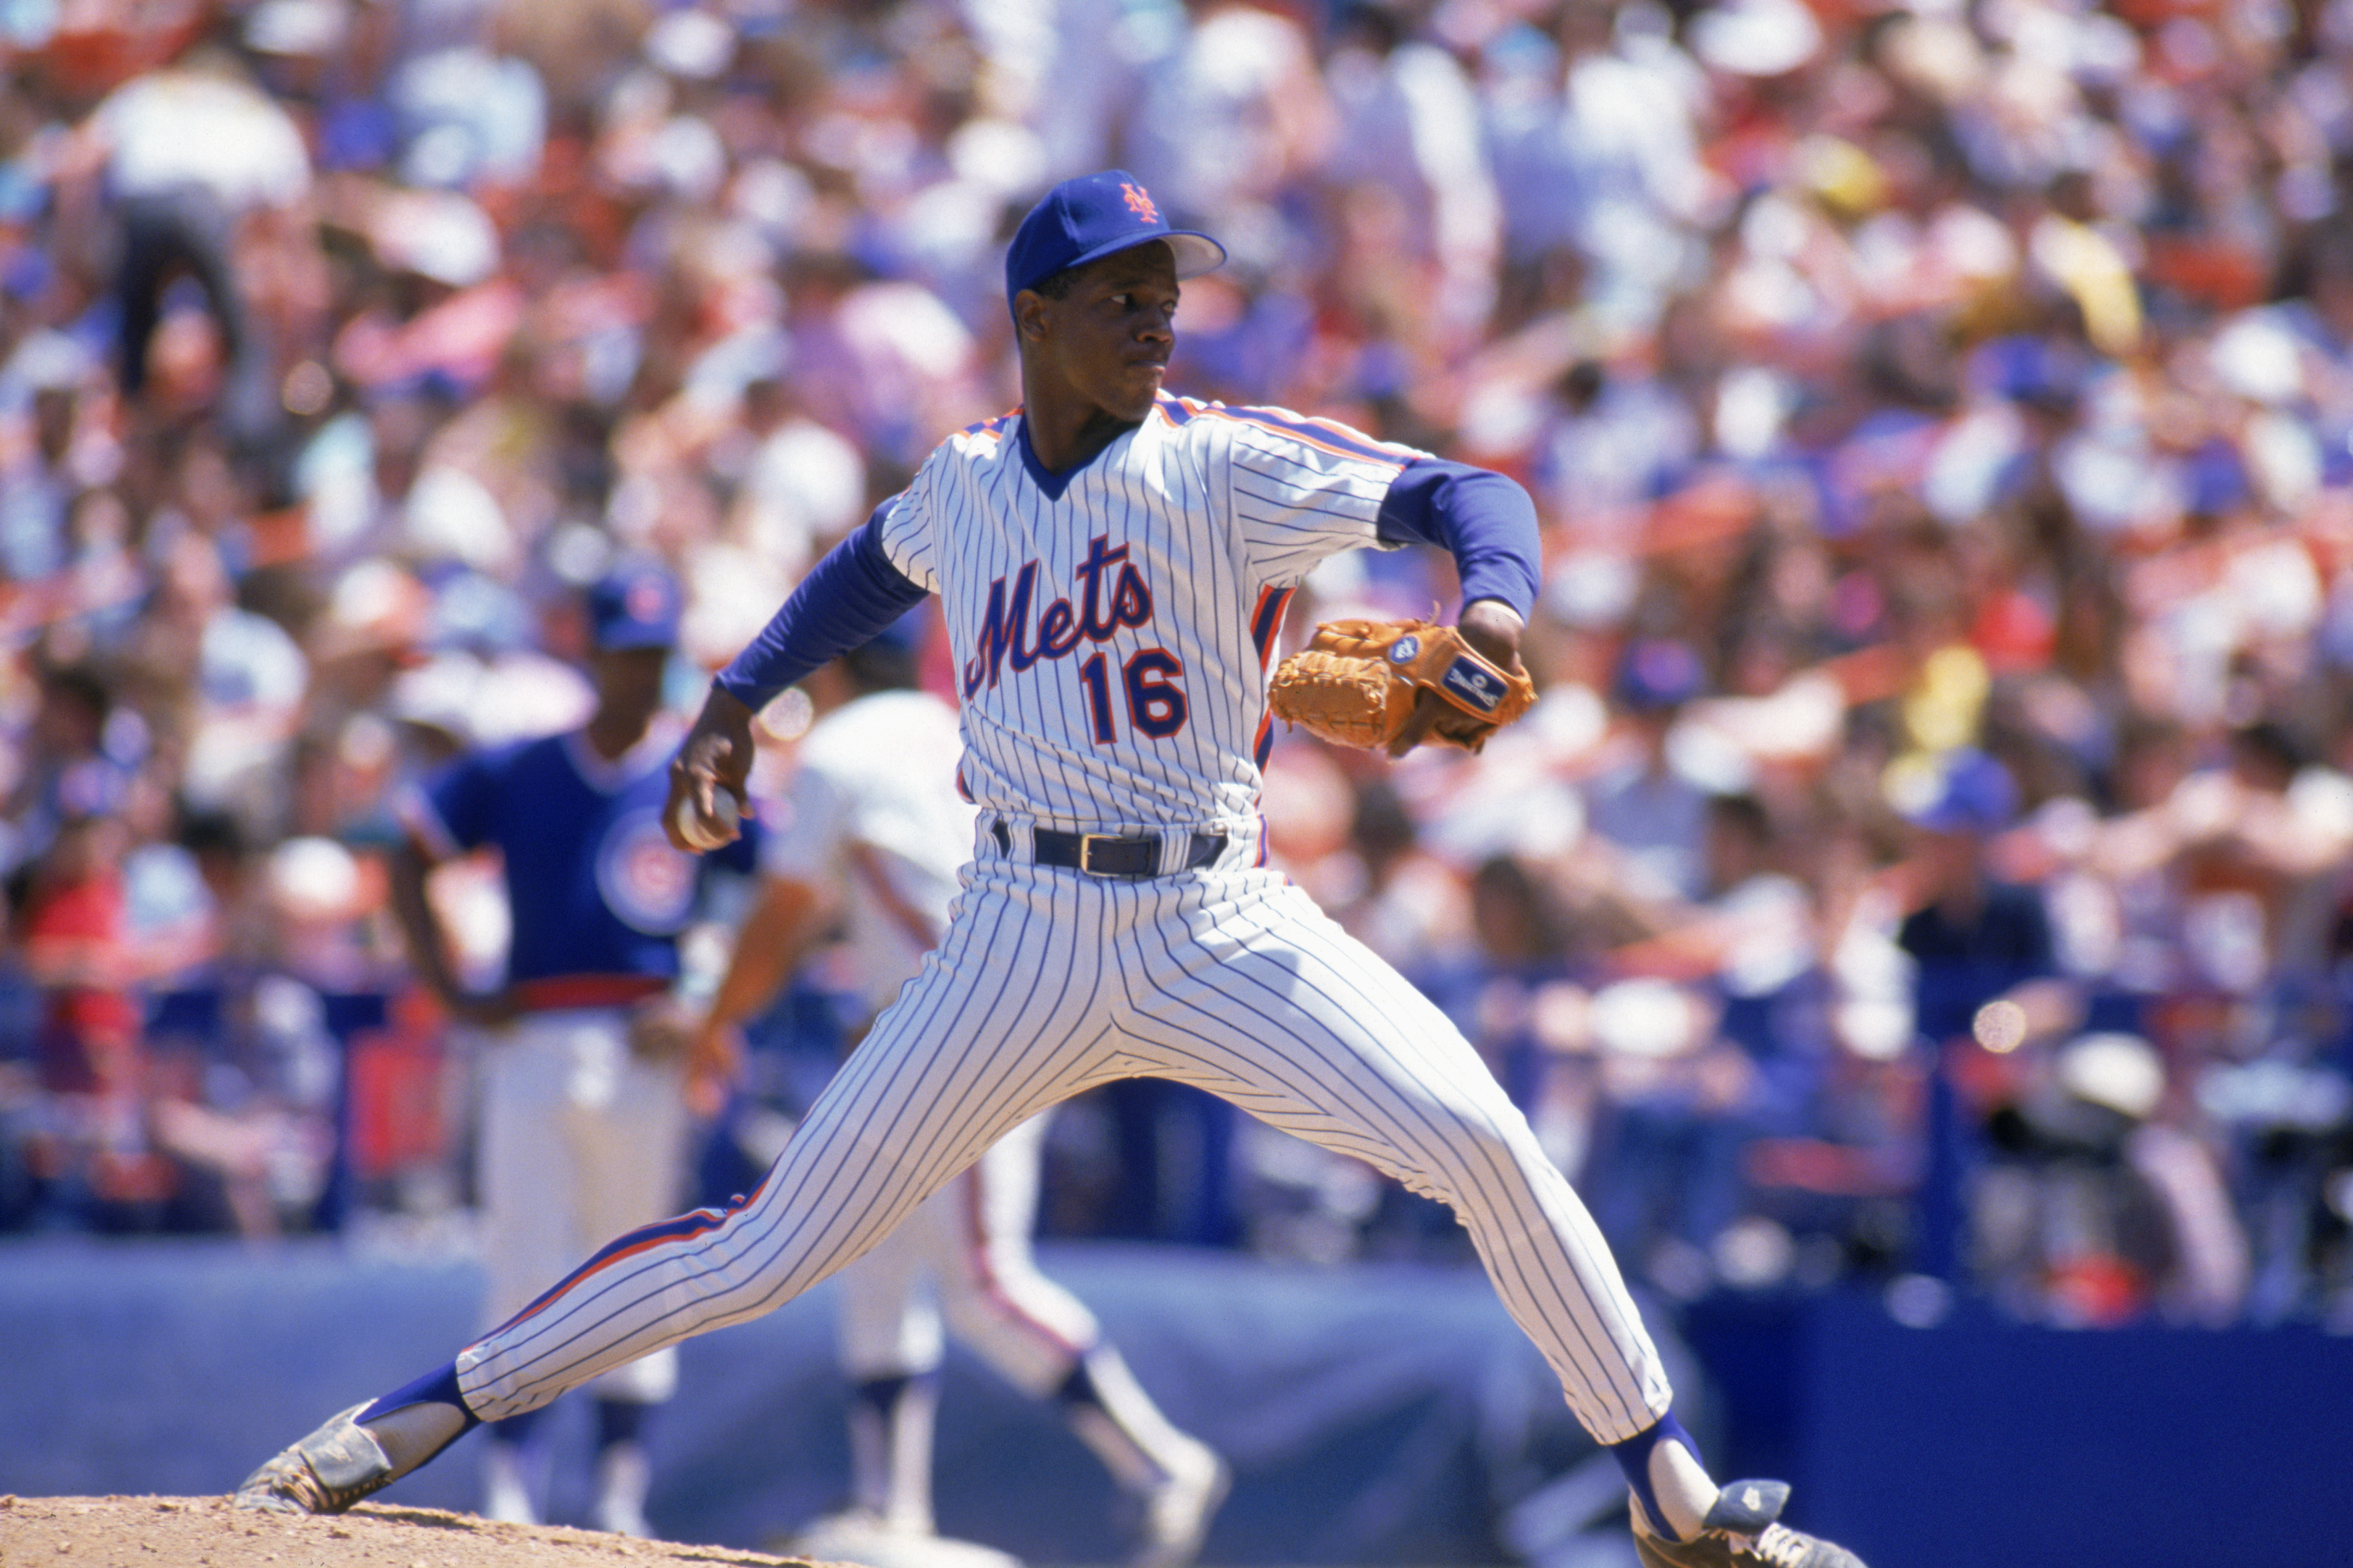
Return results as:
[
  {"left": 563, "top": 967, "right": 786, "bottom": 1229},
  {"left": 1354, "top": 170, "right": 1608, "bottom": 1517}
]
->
[{"left": 964, "top": 535, "right": 1155, "bottom": 696}]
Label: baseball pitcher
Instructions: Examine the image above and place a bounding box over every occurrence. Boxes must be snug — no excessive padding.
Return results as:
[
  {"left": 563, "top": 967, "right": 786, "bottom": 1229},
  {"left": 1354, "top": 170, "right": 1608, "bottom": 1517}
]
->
[{"left": 238, "top": 172, "right": 1866, "bottom": 1568}]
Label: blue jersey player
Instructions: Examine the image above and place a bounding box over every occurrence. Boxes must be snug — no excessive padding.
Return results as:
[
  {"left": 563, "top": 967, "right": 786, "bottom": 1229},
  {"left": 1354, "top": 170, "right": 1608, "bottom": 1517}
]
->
[{"left": 386, "top": 558, "right": 757, "bottom": 1536}]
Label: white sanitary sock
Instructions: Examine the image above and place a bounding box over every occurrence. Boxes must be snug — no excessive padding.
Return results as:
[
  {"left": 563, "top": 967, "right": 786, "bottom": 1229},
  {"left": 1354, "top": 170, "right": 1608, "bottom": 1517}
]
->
[{"left": 1644, "top": 1436, "right": 1722, "bottom": 1541}]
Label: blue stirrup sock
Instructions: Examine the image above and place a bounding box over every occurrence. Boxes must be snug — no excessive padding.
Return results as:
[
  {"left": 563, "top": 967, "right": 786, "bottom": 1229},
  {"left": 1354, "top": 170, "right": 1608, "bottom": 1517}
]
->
[
  {"left": 355, "top": 1362, "right": 482, "bottom": 1475},
  {"left": 359, "top": 1361, "right": 479, "bottom": 1430},
  {"left": 1608, "top": 1410, "right": 1705, "bottom": 1539}
]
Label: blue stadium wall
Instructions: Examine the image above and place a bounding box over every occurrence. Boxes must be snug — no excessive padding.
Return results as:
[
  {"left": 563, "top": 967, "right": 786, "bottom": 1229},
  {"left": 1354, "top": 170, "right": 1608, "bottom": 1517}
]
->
[{"left": 1, "top": 1238, "right": 2347, "bottom": 1568}]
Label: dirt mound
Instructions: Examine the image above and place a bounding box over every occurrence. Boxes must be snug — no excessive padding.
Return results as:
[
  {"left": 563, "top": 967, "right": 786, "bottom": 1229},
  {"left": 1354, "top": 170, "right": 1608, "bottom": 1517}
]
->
[{"left": 0, "top": 1495, "right": 816, "bottom": 1568}]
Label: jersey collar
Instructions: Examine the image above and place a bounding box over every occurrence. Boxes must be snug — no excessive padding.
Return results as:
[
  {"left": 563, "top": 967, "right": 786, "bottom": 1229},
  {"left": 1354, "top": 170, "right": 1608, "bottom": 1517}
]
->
[
  {"left": 561, "top": 714, "right": 682, "bottom": 793},
  {"left": 1015, "top": 411, "right": 1137, "bottom": 501}
]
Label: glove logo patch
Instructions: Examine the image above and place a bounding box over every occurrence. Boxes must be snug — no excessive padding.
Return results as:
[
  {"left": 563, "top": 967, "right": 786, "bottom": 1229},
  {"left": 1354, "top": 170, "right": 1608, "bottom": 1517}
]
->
[
  {"left": 1442, "top": 658, "right": 1504, "bottom": 714},
  {"left": 1388, "top": 636, "right": 1421, "bottom": 664}
]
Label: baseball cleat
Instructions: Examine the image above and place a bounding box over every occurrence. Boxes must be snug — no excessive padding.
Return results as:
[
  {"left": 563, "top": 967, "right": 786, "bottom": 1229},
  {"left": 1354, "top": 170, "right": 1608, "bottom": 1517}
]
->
[
  {"left": 1630, "top": 1479, "right": 1867, "bottom": 1568},
  {"left": 232, "top": 1404, "right": 399, "bottom": 1515},
  {"left": 1134, "top": 1451, "right": 1230, "bottom": 1568}
]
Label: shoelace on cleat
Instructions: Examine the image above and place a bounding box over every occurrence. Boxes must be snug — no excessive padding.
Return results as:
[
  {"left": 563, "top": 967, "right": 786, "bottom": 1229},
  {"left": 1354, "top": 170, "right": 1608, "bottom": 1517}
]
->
[
  {"left": 243, "top": 1452, "right": 327, "bottom": 1513},
  {"left": 1743, "top": 1523, "right": 1816, "bottom": 1568}
]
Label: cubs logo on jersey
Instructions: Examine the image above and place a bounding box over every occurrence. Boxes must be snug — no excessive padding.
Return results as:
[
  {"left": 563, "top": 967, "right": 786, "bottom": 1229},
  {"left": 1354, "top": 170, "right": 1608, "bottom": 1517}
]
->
[{"left": 597, "top": 806, "right": 699, "bottom": 934}]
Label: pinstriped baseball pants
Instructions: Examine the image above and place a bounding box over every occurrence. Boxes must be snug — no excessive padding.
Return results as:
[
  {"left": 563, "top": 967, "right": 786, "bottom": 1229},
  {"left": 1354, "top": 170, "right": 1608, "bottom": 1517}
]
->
[{"left": 455, "top": 832, "right": 1674, "bottom": 1443}]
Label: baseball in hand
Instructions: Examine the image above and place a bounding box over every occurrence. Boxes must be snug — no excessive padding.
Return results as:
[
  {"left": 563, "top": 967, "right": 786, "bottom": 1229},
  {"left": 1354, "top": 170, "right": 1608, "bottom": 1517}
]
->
[
  {"left": 673, "top": 791, "right": 741, "bottom": 851},
  {"left": 1973, "top": 998, "right": 2028, "bottom": 1054}
]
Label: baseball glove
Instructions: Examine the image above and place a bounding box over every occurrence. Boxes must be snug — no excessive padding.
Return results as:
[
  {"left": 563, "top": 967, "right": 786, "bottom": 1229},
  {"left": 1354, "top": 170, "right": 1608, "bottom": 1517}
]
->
[{"left": 1268, "top": 617, "right": 1536, "bottom": 754}]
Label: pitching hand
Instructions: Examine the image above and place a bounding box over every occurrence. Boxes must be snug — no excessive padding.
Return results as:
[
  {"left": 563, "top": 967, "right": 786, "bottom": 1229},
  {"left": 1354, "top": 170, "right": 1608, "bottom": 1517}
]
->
[
  {"left": 667, "top": 684, "right": 756, "bottom": 852},
  {"left": 1384, "top": 599, "right": 1528, "bottom": 758}
]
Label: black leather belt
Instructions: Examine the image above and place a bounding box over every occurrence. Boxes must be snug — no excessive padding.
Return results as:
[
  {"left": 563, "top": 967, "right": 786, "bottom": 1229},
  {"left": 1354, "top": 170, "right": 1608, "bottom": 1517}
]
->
[{"left": 991, "top": 819, "right": 1225, "bottom": 878}]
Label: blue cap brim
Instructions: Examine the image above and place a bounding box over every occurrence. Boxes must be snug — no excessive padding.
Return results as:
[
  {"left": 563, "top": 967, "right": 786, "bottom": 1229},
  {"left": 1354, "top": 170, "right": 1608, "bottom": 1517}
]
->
[{"left": 1029, "top": 230, "right": 1226, "bottom": 292}]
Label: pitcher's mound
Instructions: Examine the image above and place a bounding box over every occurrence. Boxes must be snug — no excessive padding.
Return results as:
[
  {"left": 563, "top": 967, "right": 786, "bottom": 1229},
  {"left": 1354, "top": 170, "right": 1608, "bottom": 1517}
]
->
[{"left": 0, "top": 1494, "right": 822, "bottom": 1568}]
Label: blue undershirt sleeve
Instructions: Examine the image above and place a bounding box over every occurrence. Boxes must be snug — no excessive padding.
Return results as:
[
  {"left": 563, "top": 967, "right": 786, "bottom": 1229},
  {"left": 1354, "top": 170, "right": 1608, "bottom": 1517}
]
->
[
  {"left": 1373, "top": 458, "right": 1542, "bottom": 623},
  {"left": 714, "top": 506, "right": 930, "bottom": 708}
]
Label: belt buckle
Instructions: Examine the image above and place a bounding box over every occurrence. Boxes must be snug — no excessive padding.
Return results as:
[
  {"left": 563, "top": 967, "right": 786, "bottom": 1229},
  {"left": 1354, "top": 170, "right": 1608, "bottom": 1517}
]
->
[{"left": 1078, "top": 833, "right": 1125, "bottom": 877}]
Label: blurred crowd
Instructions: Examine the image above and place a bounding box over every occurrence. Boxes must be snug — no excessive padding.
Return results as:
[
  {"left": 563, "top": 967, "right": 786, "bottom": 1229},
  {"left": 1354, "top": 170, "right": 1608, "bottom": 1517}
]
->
[{"left": 6, "top": 0, "right": 2353, "bottom": 1334}]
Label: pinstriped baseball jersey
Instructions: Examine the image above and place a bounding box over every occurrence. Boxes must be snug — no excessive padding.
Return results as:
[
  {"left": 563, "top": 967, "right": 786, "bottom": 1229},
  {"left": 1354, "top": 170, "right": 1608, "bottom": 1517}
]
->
[{"left": 882, "top": 393, "right": 1424, "bottom": 832}]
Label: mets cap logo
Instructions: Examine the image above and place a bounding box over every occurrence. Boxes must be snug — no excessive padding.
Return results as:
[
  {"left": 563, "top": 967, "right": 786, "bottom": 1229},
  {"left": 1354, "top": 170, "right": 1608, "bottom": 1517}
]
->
[
  {"left": 1121, "top": 182, "right": 1160, "bottom": 223},
  {"left": 597, "top": 806, "right": 697, "bottom": 934}
]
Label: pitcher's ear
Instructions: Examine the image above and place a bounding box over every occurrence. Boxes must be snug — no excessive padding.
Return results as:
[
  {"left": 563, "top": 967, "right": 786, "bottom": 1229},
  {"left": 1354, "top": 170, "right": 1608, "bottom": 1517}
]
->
[{"left": 1013, "top": 288, "right": 1051, "bottom": 342}]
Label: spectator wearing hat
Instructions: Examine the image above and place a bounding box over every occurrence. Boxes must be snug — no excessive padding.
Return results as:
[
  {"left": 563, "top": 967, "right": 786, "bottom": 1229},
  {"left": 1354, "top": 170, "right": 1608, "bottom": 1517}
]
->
[
  {"left": 1891, "top": 747, "right": 2084, "bottom": 1284},
  {"left": 386, "top": 558, "right": 759, "bottom": 1536},
  {"left": 1581, "top": 636, "right": 1713, "bottom": 902}
]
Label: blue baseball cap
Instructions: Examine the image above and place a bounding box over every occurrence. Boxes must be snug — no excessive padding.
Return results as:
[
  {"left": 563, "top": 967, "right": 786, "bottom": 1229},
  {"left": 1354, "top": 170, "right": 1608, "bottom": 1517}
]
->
[
  {"left": 1902, "top": 747, "right": 2017, "bottom": 835},
  {"left": 1004, "top": 170, "right": 1225, "bottom": 316},
  {"left": 586, "top": 558, "right": 681, "bottom": 651},
  {"left": 1614, "top": 638, "right": 1706, "bottom": 712}
]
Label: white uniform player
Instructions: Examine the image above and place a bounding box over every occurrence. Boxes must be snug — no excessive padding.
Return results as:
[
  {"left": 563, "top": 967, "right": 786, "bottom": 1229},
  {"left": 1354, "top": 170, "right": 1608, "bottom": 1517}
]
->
[
  {"left": 238, "top": 173, "right": 1867, "bottom": 1568},
  {"left": 693, "top": 638, "right": 1225, "bottom": 1568}
]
